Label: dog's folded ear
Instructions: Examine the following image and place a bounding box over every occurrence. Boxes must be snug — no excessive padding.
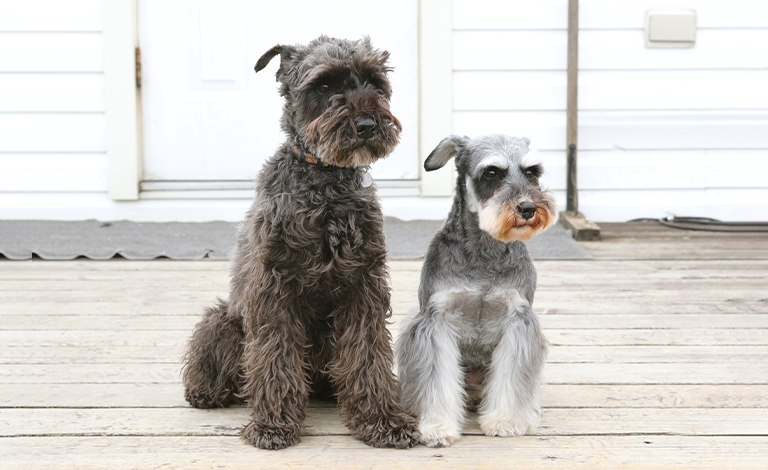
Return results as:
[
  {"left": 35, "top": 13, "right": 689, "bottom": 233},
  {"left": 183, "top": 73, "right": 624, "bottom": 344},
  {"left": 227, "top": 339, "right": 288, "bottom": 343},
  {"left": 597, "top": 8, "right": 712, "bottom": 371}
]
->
[
  {"left": 254, "top": 44, "right": 297, "bottom": 74},
  {"left": 424, "top": 135, "right": 469, "bottom": 171}
]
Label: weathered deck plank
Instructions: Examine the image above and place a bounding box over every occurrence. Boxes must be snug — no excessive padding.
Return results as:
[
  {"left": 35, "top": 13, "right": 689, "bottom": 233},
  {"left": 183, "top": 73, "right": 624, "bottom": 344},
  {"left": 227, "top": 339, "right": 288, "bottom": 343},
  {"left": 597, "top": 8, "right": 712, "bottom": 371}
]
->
[
  {"left": 2, "top": 362, "right": 767, "bottom": 385},
  {"left": 3, "top": 327, "right": 767, "bottom": 348},
  {"left": 4, "top": 312, "right": 768, "bottom": 330},
  {"left": 3, "top": 436, "right": 767, "bottom": 470},
  {"left": 3, "top": 384, "right": 768, "bottom": 409},
  {"left": 4, "top": 406, "right": 768, "bottom": 437},
  {"left": 1, "top": 222, "right": 767, "bottom": 468},
  {"left": 4, "top": 344, "right": 768, "bottom": 365}
]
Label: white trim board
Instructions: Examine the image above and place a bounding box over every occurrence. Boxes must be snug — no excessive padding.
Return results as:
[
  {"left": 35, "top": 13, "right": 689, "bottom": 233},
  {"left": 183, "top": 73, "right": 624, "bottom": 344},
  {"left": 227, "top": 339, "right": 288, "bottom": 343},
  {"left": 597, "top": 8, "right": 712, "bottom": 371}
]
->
[
  {"left": 139, "top": 179, "right": 421, "bottom": 198},
  {"left": 419, "top": 0, "right": 454, "bottom": 196},
  {"left": 3, "top": 189, "right": 767, "bottom": 223},
  {"left": 0, "top": 193, "right": 453, "bottom": 222},
  {"left": 102, "top": 0, "right": 139, "bottom": 201}
]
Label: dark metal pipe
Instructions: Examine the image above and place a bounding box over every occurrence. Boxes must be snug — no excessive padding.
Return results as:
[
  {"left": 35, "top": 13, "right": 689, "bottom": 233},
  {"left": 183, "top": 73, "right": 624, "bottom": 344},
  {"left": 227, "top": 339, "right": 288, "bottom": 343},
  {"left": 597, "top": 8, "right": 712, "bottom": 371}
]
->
[
  {"left": 566, "top": 0, "right": 578, "bottom": 213},
  {"left": 567, "top": 143, "right": 577, "bottom": 212}
]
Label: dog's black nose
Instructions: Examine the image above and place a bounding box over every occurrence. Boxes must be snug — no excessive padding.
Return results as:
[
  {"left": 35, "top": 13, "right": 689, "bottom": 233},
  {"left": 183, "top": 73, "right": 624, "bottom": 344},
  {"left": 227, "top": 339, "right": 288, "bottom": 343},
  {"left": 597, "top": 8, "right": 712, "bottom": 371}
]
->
[
  {"left": 518, "top": 202, "right": 537, "bottom": 220},
  {"left": 356, "top": 117, "right": 376, "bottom": 139}
]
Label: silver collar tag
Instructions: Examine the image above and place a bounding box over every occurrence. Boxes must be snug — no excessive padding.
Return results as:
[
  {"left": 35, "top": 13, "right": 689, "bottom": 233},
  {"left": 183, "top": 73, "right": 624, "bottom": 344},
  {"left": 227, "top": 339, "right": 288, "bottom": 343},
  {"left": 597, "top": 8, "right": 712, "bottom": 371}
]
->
[{"left": 360, "top": 169, "right": 373, "bottom": 188}]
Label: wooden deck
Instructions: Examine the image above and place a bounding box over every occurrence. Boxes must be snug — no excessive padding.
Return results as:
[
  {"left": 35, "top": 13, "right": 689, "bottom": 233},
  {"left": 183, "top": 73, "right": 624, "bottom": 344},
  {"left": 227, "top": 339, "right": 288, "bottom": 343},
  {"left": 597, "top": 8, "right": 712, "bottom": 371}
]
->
[{"left": 2, "top": 222, "right": 767, "bottom": 469}]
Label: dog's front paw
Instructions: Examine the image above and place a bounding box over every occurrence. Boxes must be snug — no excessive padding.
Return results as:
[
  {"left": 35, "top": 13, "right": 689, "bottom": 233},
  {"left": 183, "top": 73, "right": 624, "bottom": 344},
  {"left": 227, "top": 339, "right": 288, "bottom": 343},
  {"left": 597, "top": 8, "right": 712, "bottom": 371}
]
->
[
  {"left": 356, "top": 414, "right": 419, "bottom": 449},
  {"left": 479, "top": 415, "right": 537, "bottom": 437},
  {"left": 419, "top": 427, "right": 459, "bottom": 447},
  {"left": 241, "top": 421, "right": 301, "bottom": 450},
  {"left": 184, "top": 388, "right": 241, "bottom": 409}
]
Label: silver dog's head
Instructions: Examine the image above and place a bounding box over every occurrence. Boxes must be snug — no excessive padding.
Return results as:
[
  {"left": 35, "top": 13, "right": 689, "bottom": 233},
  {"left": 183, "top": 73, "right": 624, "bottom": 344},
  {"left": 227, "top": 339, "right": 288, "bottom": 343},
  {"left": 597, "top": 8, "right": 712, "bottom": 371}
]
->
[
  {"left": 255, "top": 36, "right": 401, "bottom": 168},
  {"left": 425, "top": 134, "right": 558, "bottom": 242}
]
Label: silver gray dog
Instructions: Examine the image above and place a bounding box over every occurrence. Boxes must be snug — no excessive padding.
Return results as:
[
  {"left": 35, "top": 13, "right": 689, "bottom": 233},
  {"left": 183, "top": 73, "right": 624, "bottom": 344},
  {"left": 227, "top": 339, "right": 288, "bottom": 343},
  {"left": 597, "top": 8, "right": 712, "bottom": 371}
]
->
[{"left": 396, "top": 134, "right": 558, "bottom": 447}]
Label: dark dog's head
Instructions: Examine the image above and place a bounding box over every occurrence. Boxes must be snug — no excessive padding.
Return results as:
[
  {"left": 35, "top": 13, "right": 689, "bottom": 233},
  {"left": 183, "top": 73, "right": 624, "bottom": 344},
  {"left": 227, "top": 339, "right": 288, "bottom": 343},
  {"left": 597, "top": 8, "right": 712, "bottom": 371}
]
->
[
  {"left": 425, "top": 134, "right": 558, "bottom": 242},
  {"left": 255, "top": 36, "right": 401, "bottom": 168}
]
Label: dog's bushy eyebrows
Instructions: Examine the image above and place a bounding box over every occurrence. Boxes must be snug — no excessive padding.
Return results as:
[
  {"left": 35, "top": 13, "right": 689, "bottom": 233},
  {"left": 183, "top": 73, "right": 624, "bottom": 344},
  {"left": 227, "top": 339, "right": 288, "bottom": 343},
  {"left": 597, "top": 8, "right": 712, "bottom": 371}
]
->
[
  {"left": 522, "top": 163, "right": 544, "bottom": 179},
  {"left": 307, "top": 66, "right": 350, "bottom": 87}
]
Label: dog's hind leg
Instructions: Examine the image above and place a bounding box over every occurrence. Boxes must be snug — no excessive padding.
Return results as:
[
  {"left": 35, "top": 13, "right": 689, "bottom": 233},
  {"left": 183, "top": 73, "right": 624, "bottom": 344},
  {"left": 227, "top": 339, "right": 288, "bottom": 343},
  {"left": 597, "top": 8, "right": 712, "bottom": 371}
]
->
[
  {"left": 182, "top": 298, "right": 245, "bottom": 409},
  {"left": 397, "top": 304, "right": 466, "bottom": 447},
  {"left": 478, "top": 294, "right": 548, "bottom": 437}
]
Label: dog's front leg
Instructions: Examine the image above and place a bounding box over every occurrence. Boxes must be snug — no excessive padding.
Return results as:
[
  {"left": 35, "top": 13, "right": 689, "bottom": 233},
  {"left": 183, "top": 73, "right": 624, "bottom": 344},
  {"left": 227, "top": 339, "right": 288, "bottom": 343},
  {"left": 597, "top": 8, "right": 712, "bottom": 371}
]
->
[
  {"left": 479, "top": 297, "right": 548, "bottom": 437},
  {"left": 328, "top": 274, "right": 419, "bottom": 449},
  {"left": 239, "top": 304, "right": 310, "bottom": 450},
  {"left": 397, "top": 310, "right": 466, "bottom": 447}
]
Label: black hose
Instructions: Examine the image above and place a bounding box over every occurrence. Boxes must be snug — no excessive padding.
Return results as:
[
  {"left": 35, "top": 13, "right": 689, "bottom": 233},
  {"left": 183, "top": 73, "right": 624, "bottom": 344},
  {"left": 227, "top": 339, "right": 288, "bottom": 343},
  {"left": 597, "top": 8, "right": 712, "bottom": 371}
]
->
[{"left": 628, "top": 217, "right": 768, "bottom": 233}]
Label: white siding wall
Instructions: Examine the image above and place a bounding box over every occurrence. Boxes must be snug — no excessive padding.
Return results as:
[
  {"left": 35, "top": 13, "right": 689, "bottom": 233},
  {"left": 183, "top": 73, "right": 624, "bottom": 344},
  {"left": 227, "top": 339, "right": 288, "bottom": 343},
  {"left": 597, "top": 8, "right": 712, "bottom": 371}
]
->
[
  {"left": 0, "top": 0, "right": 108, "bottom": 194},
  {"left": 452, "top": 0, "right": 768, "bottom": 222},
  {"left": 2, "top": 0, "right": 767, "bottom": 223},
  {"left": 0, "top": 0, "right": 253, "bottom": 221}
]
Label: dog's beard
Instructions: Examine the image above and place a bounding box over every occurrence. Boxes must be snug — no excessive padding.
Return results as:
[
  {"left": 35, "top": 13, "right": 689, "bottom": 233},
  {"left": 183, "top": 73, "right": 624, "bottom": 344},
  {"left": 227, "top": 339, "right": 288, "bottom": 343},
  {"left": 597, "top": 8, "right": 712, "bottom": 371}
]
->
[
  {"left": 479, "top": 193, "right": 558, "bottom": 242},
  {"left": 306, "top": 95, "right": 402, "bottom": 168}
]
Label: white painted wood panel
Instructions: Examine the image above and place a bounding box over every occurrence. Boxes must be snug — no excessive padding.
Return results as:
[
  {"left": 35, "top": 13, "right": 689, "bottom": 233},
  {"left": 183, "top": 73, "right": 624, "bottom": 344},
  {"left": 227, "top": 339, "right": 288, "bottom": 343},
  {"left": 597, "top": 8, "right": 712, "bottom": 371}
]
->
[
  {"left": 453, "top": 31, "right": 566, "bottom": 71},
  {"left": 578, "top": 152, "right": 703, "bottom": 191},
  {"left": 581, "top": 70, "right": 768, "bottom": 110},
  {"left": 454, "top": 30, "right": 768, "bottom": 71},
  {"left": 578, "top": 188, "right": 768, "bottom": 222},
  {"left": 0, "top": 154, "right": 107, "bottom": 192},
  {"left": 0, "top": 115, "right": 105, "bottom": 152},
  {"left": 454, "top": 0, "right": 567, "bottom": 30},
  {"left": 140, "top": 0, "right": 419, "bottom": 182},
  {"left": 580, "top": 111, "right": 768, "bottom": 150},
  {"left": 703, "top": 150, "right": 768, "bottom": 188},
  {"left": 579, "top": 189, "right": 707, "bottom": 222},
  {"left": 453, "top": 111, "right": 566, "bottom": 150},
  {"left": 0, "top": 193, "right": 252, "bottom": 222},
  {"left": 579, "top": 0, "right": 768, "bottom": 29},
  {"left": 505, "top": 150, "right": 768, "bottom": 193},
  {"left": 454, "top": 71, "right": 566, "bottom": 111},
  {"left": 0, "top": 33, "right": 103, "bottom": 72},
  {"left": 455, "top": 71, "right": 768, "bottom": 110},
  {"left": 454, "top": 0, "right": 768, "bottom": 30},
  {"left": 0, "top": 74, "right": 104, "bottom": 112},
  {"left": 455, "top": 111, "right": 768, "bottom": 151},
  {"left": 581, "top": 30, "right": 768, "bottom": 70},
  {"left": 0, "top": 0, "right": 102, "bottom": 32},
  {"left": 705, "top": 188, "right": 768, "bottom": 221}
]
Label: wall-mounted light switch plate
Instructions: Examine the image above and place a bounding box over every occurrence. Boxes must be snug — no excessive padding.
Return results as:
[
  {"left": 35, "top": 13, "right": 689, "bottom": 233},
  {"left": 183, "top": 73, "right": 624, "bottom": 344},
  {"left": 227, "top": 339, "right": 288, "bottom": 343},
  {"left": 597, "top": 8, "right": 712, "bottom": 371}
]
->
[{"left": 645, "top": 10, "right": 696, "bottom": 48}]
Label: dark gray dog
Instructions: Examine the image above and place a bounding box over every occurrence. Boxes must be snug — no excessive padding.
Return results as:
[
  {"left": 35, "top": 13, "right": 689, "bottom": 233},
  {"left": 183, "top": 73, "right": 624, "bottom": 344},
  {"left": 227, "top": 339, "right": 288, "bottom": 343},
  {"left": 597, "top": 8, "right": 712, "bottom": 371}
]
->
[
  {"left": 396, "top": 134, "right": 557, "bottom": 447},
  {"left": 182, "top": 36, "right": 418, "bottom": 450}
]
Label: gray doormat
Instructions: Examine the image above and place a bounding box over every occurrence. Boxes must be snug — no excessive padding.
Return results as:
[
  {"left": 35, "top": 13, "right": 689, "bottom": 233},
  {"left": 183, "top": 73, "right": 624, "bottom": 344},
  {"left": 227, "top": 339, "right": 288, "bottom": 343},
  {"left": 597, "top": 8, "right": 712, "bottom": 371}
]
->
[{"left": 0, "top": 218, "right": 591, "bottom": 261}]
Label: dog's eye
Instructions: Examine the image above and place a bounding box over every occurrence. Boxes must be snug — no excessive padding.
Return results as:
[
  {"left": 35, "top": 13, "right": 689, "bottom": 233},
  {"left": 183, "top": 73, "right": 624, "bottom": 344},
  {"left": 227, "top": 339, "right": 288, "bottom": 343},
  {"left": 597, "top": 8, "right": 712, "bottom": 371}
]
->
[
  {"left": 482, "top": 168, "right": 499, "bottom": 180},
  {"left": 523, "top": 164, "right": 543, "bottom": 179},
  {"left": 317, "top": 84, "right": 330, "bottom": 93}
]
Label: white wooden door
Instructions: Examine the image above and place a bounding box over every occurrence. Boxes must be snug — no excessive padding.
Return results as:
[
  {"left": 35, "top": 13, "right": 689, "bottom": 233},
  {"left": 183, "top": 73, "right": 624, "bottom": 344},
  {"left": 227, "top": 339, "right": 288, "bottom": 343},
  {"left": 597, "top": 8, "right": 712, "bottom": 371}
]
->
[{"left": 138, "top": 0, "right": 419, "bottom": 185}]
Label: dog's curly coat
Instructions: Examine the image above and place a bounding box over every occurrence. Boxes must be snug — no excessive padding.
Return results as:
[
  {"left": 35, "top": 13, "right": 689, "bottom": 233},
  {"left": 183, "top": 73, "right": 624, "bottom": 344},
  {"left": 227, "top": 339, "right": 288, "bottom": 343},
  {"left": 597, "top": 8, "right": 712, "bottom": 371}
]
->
[{"left": 182, "top": 36, "right": 418, "bottom": 450}]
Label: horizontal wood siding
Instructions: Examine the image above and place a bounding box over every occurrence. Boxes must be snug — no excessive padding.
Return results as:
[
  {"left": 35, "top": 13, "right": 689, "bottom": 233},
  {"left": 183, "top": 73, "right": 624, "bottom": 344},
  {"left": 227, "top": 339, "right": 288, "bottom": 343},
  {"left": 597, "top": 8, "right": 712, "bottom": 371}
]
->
[
  {"left": 0, "top": 154, "right": 107, "bottom": 192},
  {"left": 0, "top": 0, "right": 102, "bottom": 31},
  {"left": 452, "top": 0, "right": 768, "bottom": 222},
  {"left": 0, "top": 2, "right": 106, "bottom": 198}
]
